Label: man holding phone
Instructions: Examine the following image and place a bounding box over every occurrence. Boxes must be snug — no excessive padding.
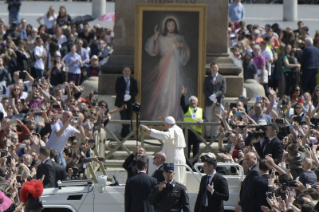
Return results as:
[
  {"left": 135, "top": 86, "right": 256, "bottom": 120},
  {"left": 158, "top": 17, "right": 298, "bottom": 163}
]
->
[{"left": 45, "top": 111, "right": 86, "bottom": 167}]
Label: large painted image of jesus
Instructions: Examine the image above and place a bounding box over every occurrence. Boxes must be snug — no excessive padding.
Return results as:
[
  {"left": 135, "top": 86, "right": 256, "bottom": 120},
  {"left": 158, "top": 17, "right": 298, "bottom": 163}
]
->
[{"left": 141, "top": 11, "right": 199, "bottom": 121}]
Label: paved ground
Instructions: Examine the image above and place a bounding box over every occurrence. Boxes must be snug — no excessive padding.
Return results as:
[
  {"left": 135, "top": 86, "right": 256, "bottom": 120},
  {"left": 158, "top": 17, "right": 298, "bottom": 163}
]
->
[
  {"left": 0, "top": 2, "right": 318, "bottom": 35},
  {"left": 0, "top": 1, "right": 115, "bottom": 29}
]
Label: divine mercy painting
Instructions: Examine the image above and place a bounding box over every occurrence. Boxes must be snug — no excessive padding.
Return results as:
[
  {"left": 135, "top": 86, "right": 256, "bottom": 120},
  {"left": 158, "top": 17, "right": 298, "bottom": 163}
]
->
[{"left": 140, "top": 11, "right": 200, "bottom": 121}]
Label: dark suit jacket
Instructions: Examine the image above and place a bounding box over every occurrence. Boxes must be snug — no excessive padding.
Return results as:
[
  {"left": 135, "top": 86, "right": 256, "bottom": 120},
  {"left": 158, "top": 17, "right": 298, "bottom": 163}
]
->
[
  {"left": 115, "top": 76, "right": 138, "bottom": 108},
  {"left": 238, "top": 163, "right": 261, "bottom": 212},
  {"left": 125, "top": 172, "right": 157, "bottom": 212},
  {"left": 203, "top": 74, "right": 226, "bottom": 106},
  {"left": 250, "top": 174, "right": 274, "bottom": 212},
  {"left": 194, "top": 172, "right": 229, "bottom": 212},
  {"left": 300, "top": 45, "right": 319, "bottom": 70},
  {"left": 36, "top": 159, "right": 56, "bottom": 188},
  {"left": 53, "top": 161, "right": 66, "bottom": 187},
  {"left": 151, "top": 164, "right": 165, "bottom": 183},
  {"left": 253, "top": 136, "right": 284, "bottom": 164},
  {"left": 122, "top": 154, "right": 138, "bottom": 179}
]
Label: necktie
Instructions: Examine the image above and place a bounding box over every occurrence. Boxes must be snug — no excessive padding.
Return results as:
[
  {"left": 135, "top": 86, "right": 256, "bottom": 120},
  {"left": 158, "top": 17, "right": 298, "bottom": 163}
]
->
[
  {"left": 263, "top": 139, "right": 270, "bottom": 153},
  {"left": 125, "top": 78, "right": 130, "bottom": 94},
  {"left": 202, "top": 176, "right": 210, "bottom": 206},
  {"left": 193, "top": 108, "right": 197, "bottom": 113}
]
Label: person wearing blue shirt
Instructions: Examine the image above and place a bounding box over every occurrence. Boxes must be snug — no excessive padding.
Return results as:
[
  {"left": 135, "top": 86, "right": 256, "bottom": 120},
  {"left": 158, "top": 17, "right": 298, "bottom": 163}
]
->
[
  {"left": 228, "top": 0, "right": 245, "bottom": 30},
  {"left": 19, "top": 18, "right": 27, "bottom": 41},
  {"left": 250, "top": 102, "right": 272, "bottom": 125},
  {"left": 63, "top": 43, "right": 82, "bottom": 85},
  {"left": 300, "top": 37, "right": 319, "bottom": 94}
]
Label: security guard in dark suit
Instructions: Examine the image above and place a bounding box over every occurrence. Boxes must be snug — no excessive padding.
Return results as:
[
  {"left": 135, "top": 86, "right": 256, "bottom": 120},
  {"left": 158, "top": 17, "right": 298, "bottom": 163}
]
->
[{"left": 149, "top": 163, "right": 191, "bottom": 212}]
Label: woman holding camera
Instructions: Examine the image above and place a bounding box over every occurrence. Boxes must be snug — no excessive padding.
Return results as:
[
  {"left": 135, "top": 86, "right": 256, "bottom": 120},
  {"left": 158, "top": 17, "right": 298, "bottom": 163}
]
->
[
  {"left": 289, "top": 103, "right": 306, "bottom": 123},
  {"left": 47, "top": 51, "right": 66, "bottom": 88}
]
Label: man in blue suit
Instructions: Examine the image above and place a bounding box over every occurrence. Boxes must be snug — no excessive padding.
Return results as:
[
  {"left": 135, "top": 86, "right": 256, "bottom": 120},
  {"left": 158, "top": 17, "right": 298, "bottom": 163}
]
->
[
  {"left": 125, "top": 155, "right": 157, "bottom": 212},
  {"left": 300, "top": 37, "right": 319, "bottom": 94}
]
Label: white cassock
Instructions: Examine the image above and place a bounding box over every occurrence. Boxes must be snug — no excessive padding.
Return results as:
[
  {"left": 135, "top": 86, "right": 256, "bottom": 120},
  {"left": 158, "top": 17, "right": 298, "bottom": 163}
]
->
[{"left": 149, "top": 125, "right": 186, "bottom": 184}]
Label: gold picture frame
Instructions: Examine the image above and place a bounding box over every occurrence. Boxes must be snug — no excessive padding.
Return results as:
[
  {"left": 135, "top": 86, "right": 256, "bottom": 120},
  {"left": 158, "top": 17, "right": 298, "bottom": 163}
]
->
[{"left": 134, "top": 3, "right": 207, "bottom": 120}]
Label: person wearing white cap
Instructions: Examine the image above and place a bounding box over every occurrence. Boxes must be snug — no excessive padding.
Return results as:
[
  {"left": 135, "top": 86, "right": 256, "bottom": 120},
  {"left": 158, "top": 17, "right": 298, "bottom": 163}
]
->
[{"left": 140, "top": 116, "right": 186, "bottom": 184}]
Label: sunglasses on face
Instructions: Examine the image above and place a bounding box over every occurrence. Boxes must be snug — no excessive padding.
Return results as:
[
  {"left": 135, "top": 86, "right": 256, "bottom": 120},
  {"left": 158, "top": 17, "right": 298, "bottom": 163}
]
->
[{"left": 295, "top": 89, "right": 301, "bottom": 91}]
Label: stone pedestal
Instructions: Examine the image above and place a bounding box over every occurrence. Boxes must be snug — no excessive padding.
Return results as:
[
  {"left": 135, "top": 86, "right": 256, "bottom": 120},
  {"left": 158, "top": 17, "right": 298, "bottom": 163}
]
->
[
  {"left": 92, "top": 0, "right": 106, "bottom": 18},
  {"left": 81, "top": 76, "right": 99, "bottom": 97},
  {"left": 283, "top": 0, "right": 297, "bottom": 21},
  {"left": 100, "top": 0, "right": 243, "bottom": 98},
  {"left": 244, "top": 79, "right": 266, "bottom": 100}
]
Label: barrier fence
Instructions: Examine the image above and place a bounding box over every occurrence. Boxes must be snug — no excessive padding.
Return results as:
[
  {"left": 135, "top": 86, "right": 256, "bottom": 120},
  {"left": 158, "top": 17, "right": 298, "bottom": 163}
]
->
[{"left": 86, "top": 120, "right": 221, "bottom": 182}]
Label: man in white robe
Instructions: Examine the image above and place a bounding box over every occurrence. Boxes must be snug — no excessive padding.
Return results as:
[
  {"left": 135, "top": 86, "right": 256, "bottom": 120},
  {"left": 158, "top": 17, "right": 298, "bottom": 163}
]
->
[{"left": 140, "top": 116, "right": 186, "bottom": 183}]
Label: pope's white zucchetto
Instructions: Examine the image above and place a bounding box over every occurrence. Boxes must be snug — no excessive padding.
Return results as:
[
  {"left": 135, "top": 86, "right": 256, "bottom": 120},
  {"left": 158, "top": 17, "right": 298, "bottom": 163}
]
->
[{"left": 165, "top": 116, "right": 176, "bottom": 125}]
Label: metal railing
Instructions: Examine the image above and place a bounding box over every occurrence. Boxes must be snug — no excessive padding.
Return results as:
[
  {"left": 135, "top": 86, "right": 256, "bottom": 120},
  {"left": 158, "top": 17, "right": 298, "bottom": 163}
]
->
[
  {"left": 85, "top": 129, "right": 107, "bottom": 182},
  {"left": 105, "top": 120, "right": 222, "bottom": 162},
  {"left": 86, "top": 120, "right": 223, "bottom": 182}
]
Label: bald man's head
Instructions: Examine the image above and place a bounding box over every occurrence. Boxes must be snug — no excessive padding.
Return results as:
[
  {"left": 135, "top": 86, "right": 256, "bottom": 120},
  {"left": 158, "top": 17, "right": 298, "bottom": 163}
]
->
[
  {"left": 153, "top": 152, "right": 167, "bottom": 166},
  {"left": 244, "top": 152, "right": 257, "bottom": 167},
  {"left": 62, "top": 111, "right": 73, "bottom": 124},
  {"left": 157, "top": 152, "right": 166, "bottom": 162},
  {"left": 302, "top": 158, "right": 313, "bottom": 171}
]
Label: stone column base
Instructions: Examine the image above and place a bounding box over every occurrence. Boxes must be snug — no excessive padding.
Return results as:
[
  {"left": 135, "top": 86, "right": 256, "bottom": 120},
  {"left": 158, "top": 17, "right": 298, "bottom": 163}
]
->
[
  {"left": 224, "top": 76, "right": 244, "bottom": 97},
  {"left": 99, "top": 53, "right": 244, "bottom": 97}
]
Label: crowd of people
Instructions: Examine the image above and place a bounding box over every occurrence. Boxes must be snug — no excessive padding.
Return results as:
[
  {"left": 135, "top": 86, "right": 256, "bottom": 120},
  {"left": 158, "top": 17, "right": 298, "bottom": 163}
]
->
[
  {"left": 229, "top": 1, "right": 319, "bottom": 98},
  {"left": 1, "top": 4, "right": 113, "bottom": 89},
  {"left": 123, "top": 61, "right": 319, "bottom": 212},
  {"left": 0, "top": 3, "right": 119, "bottom": 211},
  {"left": 0, "top": 0, "right": 319, "bottom": 212}
]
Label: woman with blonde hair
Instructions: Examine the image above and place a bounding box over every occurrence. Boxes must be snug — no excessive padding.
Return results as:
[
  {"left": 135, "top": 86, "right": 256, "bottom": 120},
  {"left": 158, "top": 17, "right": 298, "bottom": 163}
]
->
[
  {"left": 37, "top": 5, "right": 56, "bottom": 34},
  {"left": 10, "top": 84, "right": 26, "bottom": 99},
  {"left": 240, "top": 38, "right": 252, "bottom": 53}
]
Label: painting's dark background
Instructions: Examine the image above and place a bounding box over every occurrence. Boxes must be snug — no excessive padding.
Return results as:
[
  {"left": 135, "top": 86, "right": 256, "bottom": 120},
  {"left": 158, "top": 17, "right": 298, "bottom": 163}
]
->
[{"left": 141, "top": 11, "right": 199, "bottom": 119}]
